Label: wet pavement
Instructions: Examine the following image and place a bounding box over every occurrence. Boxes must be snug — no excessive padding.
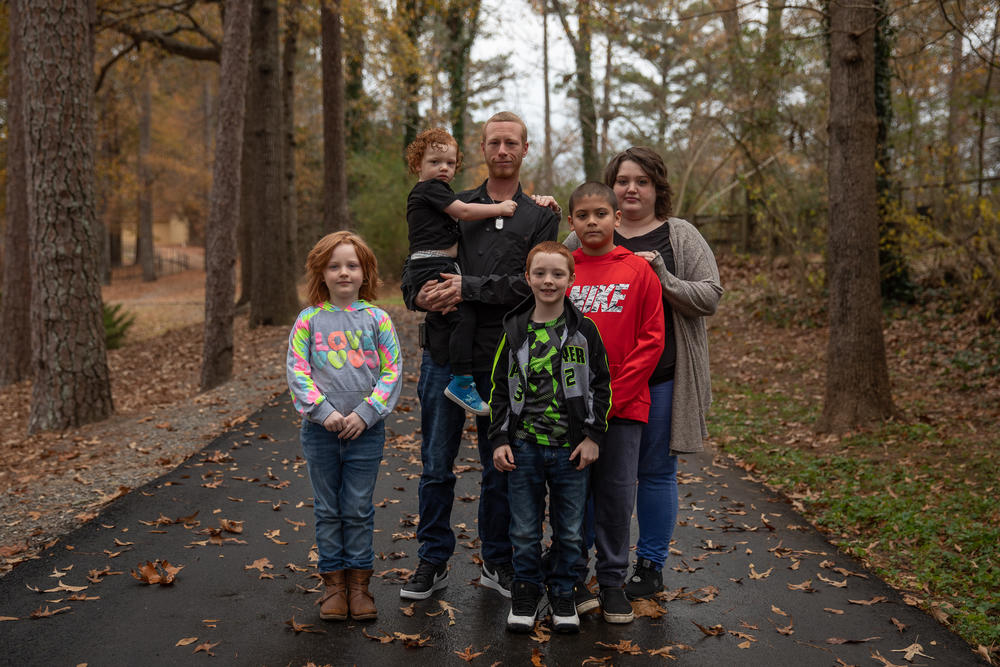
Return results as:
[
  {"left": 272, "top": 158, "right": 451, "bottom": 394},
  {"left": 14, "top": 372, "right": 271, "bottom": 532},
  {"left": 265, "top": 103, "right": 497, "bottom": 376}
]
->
[{"left": 0, "top": 377, "right": 985, "bottom": 665}]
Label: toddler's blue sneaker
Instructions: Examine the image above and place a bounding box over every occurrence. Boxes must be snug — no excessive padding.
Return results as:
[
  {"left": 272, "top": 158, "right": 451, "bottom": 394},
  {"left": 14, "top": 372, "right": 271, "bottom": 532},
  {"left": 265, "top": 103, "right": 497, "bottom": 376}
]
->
[{"left": 444, "top": 375, "right": 490, "bottom": 416}]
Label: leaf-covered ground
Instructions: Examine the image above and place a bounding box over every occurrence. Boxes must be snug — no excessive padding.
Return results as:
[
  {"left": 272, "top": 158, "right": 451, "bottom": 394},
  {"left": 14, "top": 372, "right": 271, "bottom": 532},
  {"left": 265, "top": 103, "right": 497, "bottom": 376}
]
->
[
  {"left": 708, "top": 255, "right": 1000, "bottom": 652},
  {"left": 0, "top": 257, "right": 996, "bottom": 660}
]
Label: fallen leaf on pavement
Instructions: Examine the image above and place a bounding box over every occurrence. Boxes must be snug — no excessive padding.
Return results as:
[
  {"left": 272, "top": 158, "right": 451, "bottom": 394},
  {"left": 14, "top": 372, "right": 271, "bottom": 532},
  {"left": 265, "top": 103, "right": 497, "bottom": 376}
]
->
[
  {"left": 361, "top": 628, "right": 393, "bottom": 643},
  {"left": 870, "top": 649, "right": 905, "bottom": 667},
  {"left": 244, "top": 558, "right": 273, "bottom": 573},
  {"left": 193, "top": 641, "right": 220, "bottom": 656},
  {"left": 771, "top": 605, "right": 787, "bottom": 616},
  {"left": 632, "top": 598, "right": 666, "bottom": 618},
  {"left": 531, "top": 647, "right": 545, "bottom": 666},
  {"left": 826, "top": 636, "right": 881, "bottom": 644},
  {"left": 426, "top": 599, "right": 460, "bottom": 625},
  {"left": 454, "top": 645, "right": 487, "bottom": 661},
  {"left": 394, "top": 632, "right": 432, "bottom": 648},
  {"left": 692, "top": 622, "right": 725, "bottom": 637},
  {"left": 131, "top": 560, "right": 183, "bottom": 585},
  {"left": 817, "top": 572, "right": 848, "bottom": 588},
  {"left": 596, "top": 639, "right": 643, "bottom": 654},
  {"left": 176, "top": 637, "right": 198, "bottom": 647},
  {"left": 824, "top": 607, "right": 845, "bottom": 615},
  {"left": 748, "top": 564, "right": 772, "bottom": 580},
  {"left": 787, "top": 579, "right": 815, "bottom": 592},
  {"left": 285, "top": 617, "right": 325, "bottom": 634},
  {"left": 849, "top": 596, "right": 888, "bottom": 606},
  {"left": 29, "top": 605, "right": 72, "bottom": 619},
  {"left": 891, "top": 641, "right": 931, "bottom": 661},
  {"left": 890, "top": 617, "right": 906, "bottom": 632},
  {"left": 400, "top": 602, "right": 415, "bottom": 617}
]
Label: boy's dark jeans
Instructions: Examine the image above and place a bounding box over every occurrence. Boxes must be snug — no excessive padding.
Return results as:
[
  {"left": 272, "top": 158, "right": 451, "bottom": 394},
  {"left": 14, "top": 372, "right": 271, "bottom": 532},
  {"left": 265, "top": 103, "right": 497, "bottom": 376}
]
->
[{"left": 507, "top": 439, "right": 589, "bottom": 599}]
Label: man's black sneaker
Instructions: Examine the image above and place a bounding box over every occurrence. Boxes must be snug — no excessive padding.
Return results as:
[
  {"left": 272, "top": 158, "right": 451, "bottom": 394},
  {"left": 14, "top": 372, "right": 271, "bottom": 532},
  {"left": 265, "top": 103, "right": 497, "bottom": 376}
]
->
[
  {"left": 550, "top": 595, "right": 580, "bottom": 633},
  {"left": 506, "top": 581, "right": 544, "bottom": 632},
  {"left": 573, "top": 581, "right": 599, "bottom": 614},
  {"left": 400, "top": 560, "right": 448, "bottom": 600},
  {"left": 481, "top": 561, "right": 514, "bottom": 598},
  {"left": 599, "top": 586, "right": 634, "bottom": 624},
  {"left": 624, "top": 557, "right": 663, "bottom": 600}
]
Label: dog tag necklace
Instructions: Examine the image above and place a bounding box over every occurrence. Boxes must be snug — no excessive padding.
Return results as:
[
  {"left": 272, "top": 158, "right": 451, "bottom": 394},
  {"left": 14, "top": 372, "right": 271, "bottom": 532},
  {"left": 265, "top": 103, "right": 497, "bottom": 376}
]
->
[{"left": 489, "top": 193, "right": 504, "bottom": 230}]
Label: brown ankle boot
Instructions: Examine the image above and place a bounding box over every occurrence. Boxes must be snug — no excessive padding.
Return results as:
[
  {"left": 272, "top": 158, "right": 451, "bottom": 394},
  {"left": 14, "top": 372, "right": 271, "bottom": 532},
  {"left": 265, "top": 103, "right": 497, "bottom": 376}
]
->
[
  {"left": 346, "top": 568, "right": 377, "bottom": 620},
  {"left": 318, "top": 571, "right": 347, "bottom": 620}
]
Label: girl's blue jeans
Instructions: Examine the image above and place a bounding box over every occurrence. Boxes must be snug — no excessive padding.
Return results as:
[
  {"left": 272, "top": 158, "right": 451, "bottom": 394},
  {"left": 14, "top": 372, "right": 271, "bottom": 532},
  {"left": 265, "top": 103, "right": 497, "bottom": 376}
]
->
[
  {"left": 635, "top": 380, "right": 678, "bottom": 568},
  {"left": 300, "top": 419, "right": 384, "bottom": 572}
]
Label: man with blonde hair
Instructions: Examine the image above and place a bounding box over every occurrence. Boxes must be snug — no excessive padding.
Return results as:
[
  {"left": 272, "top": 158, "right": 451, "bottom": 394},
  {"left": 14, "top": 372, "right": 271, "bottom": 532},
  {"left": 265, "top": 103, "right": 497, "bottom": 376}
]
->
[{"left": 401, "top": 112, "right": 559, "bottom": 601}]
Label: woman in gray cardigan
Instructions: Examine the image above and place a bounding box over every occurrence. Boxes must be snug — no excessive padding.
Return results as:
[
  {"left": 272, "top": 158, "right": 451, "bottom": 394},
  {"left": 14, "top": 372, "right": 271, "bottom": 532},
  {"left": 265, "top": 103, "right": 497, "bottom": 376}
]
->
[{"left": 563, "top": 147, "right": 723, "bottom": 600}]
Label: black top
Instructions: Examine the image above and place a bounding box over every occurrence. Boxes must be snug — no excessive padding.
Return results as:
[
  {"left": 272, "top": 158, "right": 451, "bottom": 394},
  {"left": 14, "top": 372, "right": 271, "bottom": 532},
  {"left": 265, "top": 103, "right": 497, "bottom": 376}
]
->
[
  {"left": 615, "top": 223, "right": 676, "bottom": 384},
  {"left": 406, "top": 178, "right": 460, "bottom": 253},
  {"left": 403, "top": 181, "right": 560, "bottom": 373}
]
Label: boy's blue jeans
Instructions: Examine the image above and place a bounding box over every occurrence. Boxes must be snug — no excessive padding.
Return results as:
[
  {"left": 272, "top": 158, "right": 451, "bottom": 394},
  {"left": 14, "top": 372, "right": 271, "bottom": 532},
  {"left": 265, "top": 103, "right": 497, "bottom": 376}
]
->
[
  {"left": 415, "top": 351, "right": 511, "bottom": 566},
  {"left": 507, "top": 439, "right": 588, "bottom": 599},
  {"left": 300, "top": 419, "right": 384, "bottom": 572},
  {"left": 635, "top": 380, "right": 678, "bottom": 568}
]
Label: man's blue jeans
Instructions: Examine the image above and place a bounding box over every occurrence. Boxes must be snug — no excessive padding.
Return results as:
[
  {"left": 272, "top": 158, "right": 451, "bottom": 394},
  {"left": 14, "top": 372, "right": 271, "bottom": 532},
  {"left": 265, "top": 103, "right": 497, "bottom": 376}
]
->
[
  {"left": 300, "top": 419, "right": 385, "bottom": 572},
  {"left": 635, "top": 380, "right": 678, "bottom": 568},
  {"left": 416, "top": 351, "right": 512, "bottom": 565},
  {"left": 507, "top": 439, "right": 588, "bottom": 599}
]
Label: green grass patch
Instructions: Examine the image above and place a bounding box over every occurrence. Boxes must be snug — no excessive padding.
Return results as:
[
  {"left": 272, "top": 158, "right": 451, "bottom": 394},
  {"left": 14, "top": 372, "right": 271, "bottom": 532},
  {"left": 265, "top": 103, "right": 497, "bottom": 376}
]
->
[{"left": 709, "top": 381, "right": 1000, "bottom": 647}]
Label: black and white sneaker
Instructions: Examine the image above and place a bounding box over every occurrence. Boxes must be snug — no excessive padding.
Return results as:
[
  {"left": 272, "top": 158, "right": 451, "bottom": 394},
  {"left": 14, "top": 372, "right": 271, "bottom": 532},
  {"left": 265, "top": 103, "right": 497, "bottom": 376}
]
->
[
  {"left": 480, "top": 561, "right": 514, "bottom": 598},
  {"left": 624, "top": 557, "right": 663, "bottom": 600},
  {"left": 573, "top": 581, "right": 600, "bottom": 614},
  {"left": 599, "top": 586, "right": 634, "bottom": 624},
  {"left": 400, "top": 560, "right": 448, "bottom": 600},
  {"left": 550, "top": 595, "right": 580, "bottom": 633},
  {"left": 506, "top": 581, "right": 544, "bottom": 632}
]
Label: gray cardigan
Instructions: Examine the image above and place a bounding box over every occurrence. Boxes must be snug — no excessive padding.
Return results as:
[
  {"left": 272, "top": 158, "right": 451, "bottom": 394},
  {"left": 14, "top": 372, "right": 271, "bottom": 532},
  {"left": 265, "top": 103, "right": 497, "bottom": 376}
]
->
[{"left": 563, "top": 217, "right": 722, "bottom": 453}]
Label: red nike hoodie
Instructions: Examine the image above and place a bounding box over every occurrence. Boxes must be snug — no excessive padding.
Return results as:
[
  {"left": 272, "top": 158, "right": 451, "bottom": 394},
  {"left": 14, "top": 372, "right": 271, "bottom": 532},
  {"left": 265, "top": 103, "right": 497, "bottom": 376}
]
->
[{"left": 568, "top": 245, "right": 665, "bottom": 422}]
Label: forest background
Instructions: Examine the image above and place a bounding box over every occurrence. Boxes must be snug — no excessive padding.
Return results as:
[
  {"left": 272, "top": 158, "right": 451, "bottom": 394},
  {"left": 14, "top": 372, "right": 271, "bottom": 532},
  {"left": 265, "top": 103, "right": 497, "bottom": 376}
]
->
[{"left": 0, "top": 0, "right": 997, "bottom": 659}]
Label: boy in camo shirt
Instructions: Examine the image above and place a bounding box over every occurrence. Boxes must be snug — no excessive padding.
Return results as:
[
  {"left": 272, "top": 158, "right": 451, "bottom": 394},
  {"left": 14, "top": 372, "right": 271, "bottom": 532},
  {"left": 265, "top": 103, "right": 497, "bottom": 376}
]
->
[{"left": 489, "top": 241, "right": 611, "bottom": 634}]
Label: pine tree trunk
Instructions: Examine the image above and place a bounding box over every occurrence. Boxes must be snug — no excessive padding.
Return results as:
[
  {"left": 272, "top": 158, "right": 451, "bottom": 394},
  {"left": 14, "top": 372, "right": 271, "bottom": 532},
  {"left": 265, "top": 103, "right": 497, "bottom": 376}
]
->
[
  {"left": 343, "top": 0, "right": 369, "bottom": 153},
  {"left": 322, "top": 1, "right": 350, "bottom": 233},
  {"left": 247, "top": 0, "right": 299, "bottom": 326},
  {"left": 820, "top": 0, "right": 895, "bottom": 433},
  {"left": 0, "top": 0, "right": 33, "bottom": 386},
  {"left": 138, "top": 69, "right": 156, "bottom": 282},
  {"left": 282, "top": 0, "right": 302, "bottom": 262},
  {"left": 20, "top": 0, "right": 113, "bottom": 432},
  {"left": 201, "top": 0, "right": 253, "bottom": 391}
]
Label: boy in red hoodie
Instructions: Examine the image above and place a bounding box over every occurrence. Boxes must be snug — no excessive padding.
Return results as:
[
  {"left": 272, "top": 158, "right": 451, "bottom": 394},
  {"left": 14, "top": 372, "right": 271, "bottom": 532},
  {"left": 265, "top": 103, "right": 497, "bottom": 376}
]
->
[{"left": 565, "top": 182, "right": 664, "bottom": 624}]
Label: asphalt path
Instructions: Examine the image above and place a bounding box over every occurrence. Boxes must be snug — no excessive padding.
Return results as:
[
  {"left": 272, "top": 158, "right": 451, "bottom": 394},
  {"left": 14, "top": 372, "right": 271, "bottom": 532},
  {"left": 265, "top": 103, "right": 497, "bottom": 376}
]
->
[{"left": 0, "top": 377, "right": 984, "bottom": 665}]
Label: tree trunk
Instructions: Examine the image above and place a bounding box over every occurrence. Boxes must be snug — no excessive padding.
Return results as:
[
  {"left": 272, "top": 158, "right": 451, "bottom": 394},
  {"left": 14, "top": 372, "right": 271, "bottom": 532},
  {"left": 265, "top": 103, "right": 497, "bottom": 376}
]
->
[
  {"left": 283, "top": 0, "right": 302, "bottom": 262},
  {"left": 0, "top": 0, "right": 32, "bottom": 386},
  {"left": 343, "top": 0, "right": 370, "bottom": 153},
  {"left": 138, "top": 69, "right": 156, "bottom": 281},
  {"left": 541, "top": 0, "right": 553, "bottom": 193},
  {"left": 820, "top": 0, "right": 895, "bottom": 433},
  {"left": 201, "top": 0, "right": 253, "bottom": 391},
  {"left": 399, "top": 0, "right": 423, "bottom": 152},
  {"left": 20, "top": 0, "right": 113, "bottom": 432},
  {"left": 247, "top": 0, "right": 299, "bottom": 327},
  {"left": 553, "top": 0, "right": 599, "bottom": 180},
  {"left": 944, "top": 24, "right": 962, "bottom": 204},
  {"left": 322, "top": 1, "right": 350, "bottom": 233},
  {"left": 442, "top": 0, "right": 480, "bottom": 155},
  {"left": 237, "top": 76, "right": 253, "bottom": 306}
]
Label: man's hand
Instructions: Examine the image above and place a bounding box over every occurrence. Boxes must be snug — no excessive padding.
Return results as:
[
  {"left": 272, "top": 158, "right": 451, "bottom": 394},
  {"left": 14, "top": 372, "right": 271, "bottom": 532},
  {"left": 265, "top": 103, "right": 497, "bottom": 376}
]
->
[
  {"left": 415, "top": 273, "right": 462, "bottom": 314},
  {"left": 493, "top": 444, "right": 516, "bottom": 472},
  {"left": 338, "top": 412, "right": 366, "bottom": 440},
  {"left": 569, "top": 437, "right": 599, "bottom": 470}
]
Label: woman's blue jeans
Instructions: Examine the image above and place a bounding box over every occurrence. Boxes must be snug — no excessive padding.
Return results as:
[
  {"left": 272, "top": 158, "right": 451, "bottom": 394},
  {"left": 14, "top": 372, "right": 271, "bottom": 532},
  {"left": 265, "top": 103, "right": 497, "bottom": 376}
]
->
[
  {"left": 300, "top": 419, "right": 385, "bottom": 572},
  {"left": 635, "top": 380, "right": 678, "bottom": 568}
]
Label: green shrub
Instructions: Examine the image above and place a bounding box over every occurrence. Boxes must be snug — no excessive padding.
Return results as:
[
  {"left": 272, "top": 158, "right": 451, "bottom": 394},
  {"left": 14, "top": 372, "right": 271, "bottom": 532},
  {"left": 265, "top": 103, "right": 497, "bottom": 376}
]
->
[{"left": 103, "top": 302, "right": 136, "bottom": 350}]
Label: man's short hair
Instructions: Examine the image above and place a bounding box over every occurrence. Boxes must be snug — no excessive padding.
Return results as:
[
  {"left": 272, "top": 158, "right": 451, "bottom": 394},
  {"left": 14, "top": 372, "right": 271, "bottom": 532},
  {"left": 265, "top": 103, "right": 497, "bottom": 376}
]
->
[
  {"left": 526, "top": 241, "right": 575, "bottom": 275},
  {"left": 568, "top": 182, "right": 618, "bottom": 215},
  {"left": 481, "top": 111, "right": 528, "bottom": 143}
]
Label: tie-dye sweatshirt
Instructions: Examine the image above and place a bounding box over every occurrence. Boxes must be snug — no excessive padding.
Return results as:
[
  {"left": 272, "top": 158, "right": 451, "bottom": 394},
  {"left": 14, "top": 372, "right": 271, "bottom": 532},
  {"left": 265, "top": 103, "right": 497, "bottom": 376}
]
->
[{"left": 286, "top": 300, "right": 402, "bottom": 427}]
